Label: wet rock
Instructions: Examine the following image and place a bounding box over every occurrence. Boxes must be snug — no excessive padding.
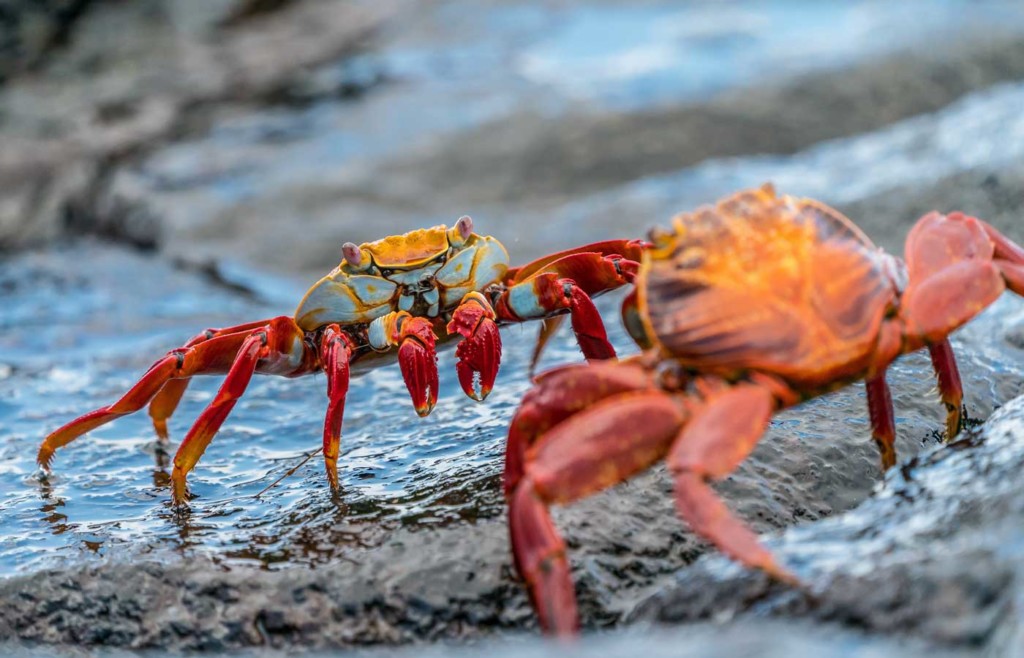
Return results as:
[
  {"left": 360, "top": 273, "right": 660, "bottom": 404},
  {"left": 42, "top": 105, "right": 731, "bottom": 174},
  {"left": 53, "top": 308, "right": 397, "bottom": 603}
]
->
[
  {"left": 631, "top": 395, "right": 1024, "bottom": 652},
  {"left": 5, "top": 390, "right": 1024, "bottom": 652}
]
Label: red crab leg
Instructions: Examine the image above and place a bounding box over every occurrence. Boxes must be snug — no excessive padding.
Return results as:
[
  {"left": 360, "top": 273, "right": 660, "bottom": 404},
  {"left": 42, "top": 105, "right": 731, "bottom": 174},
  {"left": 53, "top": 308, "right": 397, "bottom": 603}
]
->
[
  {"left": 495, "top": 275, "right": 613, "bottom": 362},
  {"left": 447, "top": 292, "right": 502, "bottom": 401},
  {"left": 901, "top": 212, "right": 1006, "bottom": 347},
  {"left": 507, "top": 239, "right": 647, "bottom": 283},
  {"left": 928, "top": 339, "right": 964, "bottom": 440},
  {"left": 865, "top": 374, "right": 896, "bottom": 471},
  {"left": 147, "top": 320, "right": 272, "bottom": 440},
  {"left": 170, "top": 316, "right": 310, "bottom": 503},
  {"left": 37, "top": 321, "right": 281, "bottom": 469},
  {"left": 148, "top": 380, "right": 188, "bottom": 441},
  {"left": 505, "top": 360, "right": 656, "bottom": 497},
  {"left": 510, "top": 386, "right": 686, "bottom": 636},
  {"left": 979, "top": 219, "right": 1024, "bottom": 294},
  {"left": 499, "top": 247, "right": 644, "bottom": 368},
  {"left": 899, "top": 213, "right": 1024, "bottom": 436},
  {"left": 668, "top": 383, "right": 796, "bottom": 584},
  {"left": 320, "top": 324, "right": 355, "bottom": 490}
]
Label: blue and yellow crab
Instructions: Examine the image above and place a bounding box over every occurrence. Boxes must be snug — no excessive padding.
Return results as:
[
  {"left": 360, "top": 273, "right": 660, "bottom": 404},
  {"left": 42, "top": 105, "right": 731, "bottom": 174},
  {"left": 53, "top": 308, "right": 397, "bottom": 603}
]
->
[{"left": 38, "top": 216, "right": 646, "bottom": 504}]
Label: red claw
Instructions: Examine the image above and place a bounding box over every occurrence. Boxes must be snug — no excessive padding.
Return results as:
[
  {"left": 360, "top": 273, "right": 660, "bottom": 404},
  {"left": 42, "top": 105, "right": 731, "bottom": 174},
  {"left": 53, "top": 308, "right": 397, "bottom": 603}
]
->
[
  {"left": 448, "top": 295, "right": 502, "bottom": 401},
  {"left": 396, "top": 316, "right": 439, "bottom": 417}
]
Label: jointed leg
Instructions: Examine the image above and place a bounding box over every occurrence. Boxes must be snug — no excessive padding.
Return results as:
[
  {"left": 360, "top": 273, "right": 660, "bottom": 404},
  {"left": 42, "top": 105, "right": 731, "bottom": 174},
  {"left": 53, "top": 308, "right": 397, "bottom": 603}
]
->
[
  {"left": 320, "top": 324, "right": 355, "bottom": 490},
  {"left": 928, "top": 339, "right": 964, "bottom": 440},
  {"left": 509, "top": 391, "right": 686, "bottom": 635},
  {"left": 38, "top": 355, "right": 182, "bottom": 468},
  {"left": 505, "top": 360, "right": 656, "bottom": 496},
  {"left": 146, "top": 320, "right": 272, "bottom": 440},
  {"left": 496, "top": 273, "right": 617, "bottom": 362},
  {"left": 170, "top": 330, "right": 268, "bottom": 503},
  {"left": 37, "top": 326, "right": 268, "bottom": 469},
  {"left": 149, "top": 379, "right": 188, "bottom": 441},
  {"left": 668, "top": 383, "right": 795, "bottom": 583},
  {"left": 498, "top": 248, "right": 642, "bottom": 366},
  {"left": 865, "top": 373, "right": 897, "bottom": 471}
]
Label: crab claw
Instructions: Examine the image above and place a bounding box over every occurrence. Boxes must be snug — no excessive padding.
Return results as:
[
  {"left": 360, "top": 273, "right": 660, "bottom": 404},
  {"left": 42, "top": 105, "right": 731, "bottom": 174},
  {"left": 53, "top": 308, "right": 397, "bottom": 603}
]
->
[
  {"left": 396, "top": 315, "right": 439, "bottom": 417},
  {"left": 448, "top": 293, "right": 502, "bottom": 401}
]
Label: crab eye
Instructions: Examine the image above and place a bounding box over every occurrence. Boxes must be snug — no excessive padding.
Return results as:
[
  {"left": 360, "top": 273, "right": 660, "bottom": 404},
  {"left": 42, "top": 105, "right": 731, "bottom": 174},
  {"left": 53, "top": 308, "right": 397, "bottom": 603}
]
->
[
  {"left": 380, "top": 268, "right": 394, "bottom": 277},
  {"left": 456, "top": 215, "right": 473, "bottom": 240},
  {"left": 342, "top": 242, "right": 362, "bottom": 267}
]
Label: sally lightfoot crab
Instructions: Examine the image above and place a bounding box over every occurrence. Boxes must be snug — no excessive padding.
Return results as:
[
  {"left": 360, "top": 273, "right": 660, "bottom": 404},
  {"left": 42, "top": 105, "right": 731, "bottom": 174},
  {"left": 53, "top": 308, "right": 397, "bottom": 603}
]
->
[
  {"left": 505, "top": 185, "right": 1024, "bottom": 635},
  {"left": 38, "top": 217, "right": 645, "bottom": 504}
]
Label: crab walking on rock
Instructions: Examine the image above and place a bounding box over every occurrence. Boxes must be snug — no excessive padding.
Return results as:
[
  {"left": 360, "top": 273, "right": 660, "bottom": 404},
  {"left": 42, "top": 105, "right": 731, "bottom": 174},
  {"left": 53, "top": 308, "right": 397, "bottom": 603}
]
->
[
  {"left": 38, "top": 216, "right": 647, "bottom": 504},
  {"left": 504, "top": 185, "right": 1024, "bottom": 636}
]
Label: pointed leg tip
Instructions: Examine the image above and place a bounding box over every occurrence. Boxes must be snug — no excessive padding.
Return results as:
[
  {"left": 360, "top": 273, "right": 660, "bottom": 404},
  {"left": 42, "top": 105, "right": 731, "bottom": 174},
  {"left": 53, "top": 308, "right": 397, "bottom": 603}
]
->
[
  {"left": 170, "top": 470, "right": 191, "bottom": 506},
  {"left": 944, "top": 405, "right": 964, "bottom": 442},
  {"left": 771, "top": 565, "right": 801, "bottom": 588},
  {"left": 36, "top": 446, "right": 54, "bottom": 471},
  {"left": 153, "top": 419, "right": 170, "bottom": 442},
  {"left": 325, "top": 459, "right": 340, "bottom": 492}
]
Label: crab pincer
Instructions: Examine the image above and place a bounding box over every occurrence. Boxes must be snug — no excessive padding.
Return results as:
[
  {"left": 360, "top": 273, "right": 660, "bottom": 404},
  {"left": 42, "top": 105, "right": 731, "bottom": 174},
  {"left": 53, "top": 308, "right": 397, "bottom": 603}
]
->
[
  {"left": 394, "top": 315, "right": 440, "bottom": 417},
  {"left": 448, "top": 292, "right": 502, "bottom": 401}
]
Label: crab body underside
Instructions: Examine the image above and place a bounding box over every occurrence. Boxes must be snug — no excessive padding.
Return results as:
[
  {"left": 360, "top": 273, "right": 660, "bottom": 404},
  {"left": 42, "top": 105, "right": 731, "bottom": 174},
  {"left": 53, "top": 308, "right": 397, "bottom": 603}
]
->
[
  {"left": 505, "top": 185, "right": 1024, "bottom": 635},
  {"left": 38, "top": 216, "right": 646, "bottom": 503}
]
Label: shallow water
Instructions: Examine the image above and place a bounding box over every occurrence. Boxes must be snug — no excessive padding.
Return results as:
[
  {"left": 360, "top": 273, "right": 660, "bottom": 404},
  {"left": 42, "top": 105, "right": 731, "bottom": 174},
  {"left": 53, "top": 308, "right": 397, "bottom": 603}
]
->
[
  {"left": 1, "top": 241, "right": 1022, "bottom": 580},
  {"left": 0, "top": 242, "right": 635, "bottom": 574}
]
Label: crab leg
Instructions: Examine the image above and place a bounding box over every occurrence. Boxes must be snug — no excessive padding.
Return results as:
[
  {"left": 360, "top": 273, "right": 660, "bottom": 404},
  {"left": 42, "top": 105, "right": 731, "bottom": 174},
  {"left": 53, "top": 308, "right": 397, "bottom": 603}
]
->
[
  {"left": 506, "top": 239, "right": 647, "bottom": 283},
  {"left": 170, "top": 332, "right": 264, "bottom": 503},
  {"left": 498, "top": 248, "right": 643, "bottom": 368},
  {"left": 148, "top": 380, "right": 189, "bottom": 441},
  {"left": 147, "top": 320, "right": 272, "bottom": 440},
  {"left": 170, "top": 317, "right": 311, "bottom": 503},
  {"left": 668, "top": 384, "right": 796, "bottom": 584},
  {"left": 320, "top": 324, "right": 355, "bottom": 490},
  {"left": 505, "top": 360, "right": 656, "bottom": 496},
  {"left": 864, "top": 374, "right": 897, "bottom": 471},
  {"left": 978, "top": 219, "right": 1024, "bottom": 295},
  {"left": 495, "top": 274, "right": 614, "bottom": 363},
  {"left": 510, "top": 390, "right": 686, "bottom": 636},
  {"left": 447, "top": 292, "right": 502, "bottom": 401},
  {"left": 928, "top": 339, "right": 964, "bottom": 440},
  {"left": 369, "top": 311, "right": 439, "bottom": 416},
  {"left": 37, "top": 322, "right": 278, "bottom": 469}
]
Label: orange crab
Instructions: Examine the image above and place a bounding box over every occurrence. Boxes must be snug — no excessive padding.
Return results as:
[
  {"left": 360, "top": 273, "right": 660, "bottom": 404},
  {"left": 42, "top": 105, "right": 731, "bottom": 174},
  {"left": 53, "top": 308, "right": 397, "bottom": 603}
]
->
[
  {"left": 38, "top": 216, "right": 646, "bottom": 504},
  {"left": 504, "top": 185, "right": 1024, "bottom": 635}
]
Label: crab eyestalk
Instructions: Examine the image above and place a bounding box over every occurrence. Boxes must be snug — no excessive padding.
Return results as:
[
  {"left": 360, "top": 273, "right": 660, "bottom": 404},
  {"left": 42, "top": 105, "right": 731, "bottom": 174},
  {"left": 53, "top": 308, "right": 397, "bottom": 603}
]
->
[{"left": 447, "top": 292, "right": 502, "bottom": 401}]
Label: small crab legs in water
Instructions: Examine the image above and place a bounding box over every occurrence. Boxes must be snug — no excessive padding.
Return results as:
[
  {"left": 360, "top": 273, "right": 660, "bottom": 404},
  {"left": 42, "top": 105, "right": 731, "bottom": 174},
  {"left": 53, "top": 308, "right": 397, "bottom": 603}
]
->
[
  {"left": 38, "top": 216, "right": 646, "bottom": 504},
  {"left": 504, "top": 185, "right": 1024, "bottom": 635}
]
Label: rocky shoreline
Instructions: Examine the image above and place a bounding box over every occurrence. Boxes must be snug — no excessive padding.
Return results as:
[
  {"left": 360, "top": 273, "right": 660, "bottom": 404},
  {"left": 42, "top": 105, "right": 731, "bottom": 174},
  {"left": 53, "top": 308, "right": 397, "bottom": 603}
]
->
[{"left": 2, "top": 2, "right": 1024, "bottom": 656}]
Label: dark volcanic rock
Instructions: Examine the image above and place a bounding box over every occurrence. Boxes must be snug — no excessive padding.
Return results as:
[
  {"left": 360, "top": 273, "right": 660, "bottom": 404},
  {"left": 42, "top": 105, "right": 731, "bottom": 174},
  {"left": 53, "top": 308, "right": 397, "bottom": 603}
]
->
[
  {"left": 631, "top": 395, "right": 1024, "bottom": 653},
  {"left": 5, "top": 392, "right": 1024, "bottom": 652}
]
